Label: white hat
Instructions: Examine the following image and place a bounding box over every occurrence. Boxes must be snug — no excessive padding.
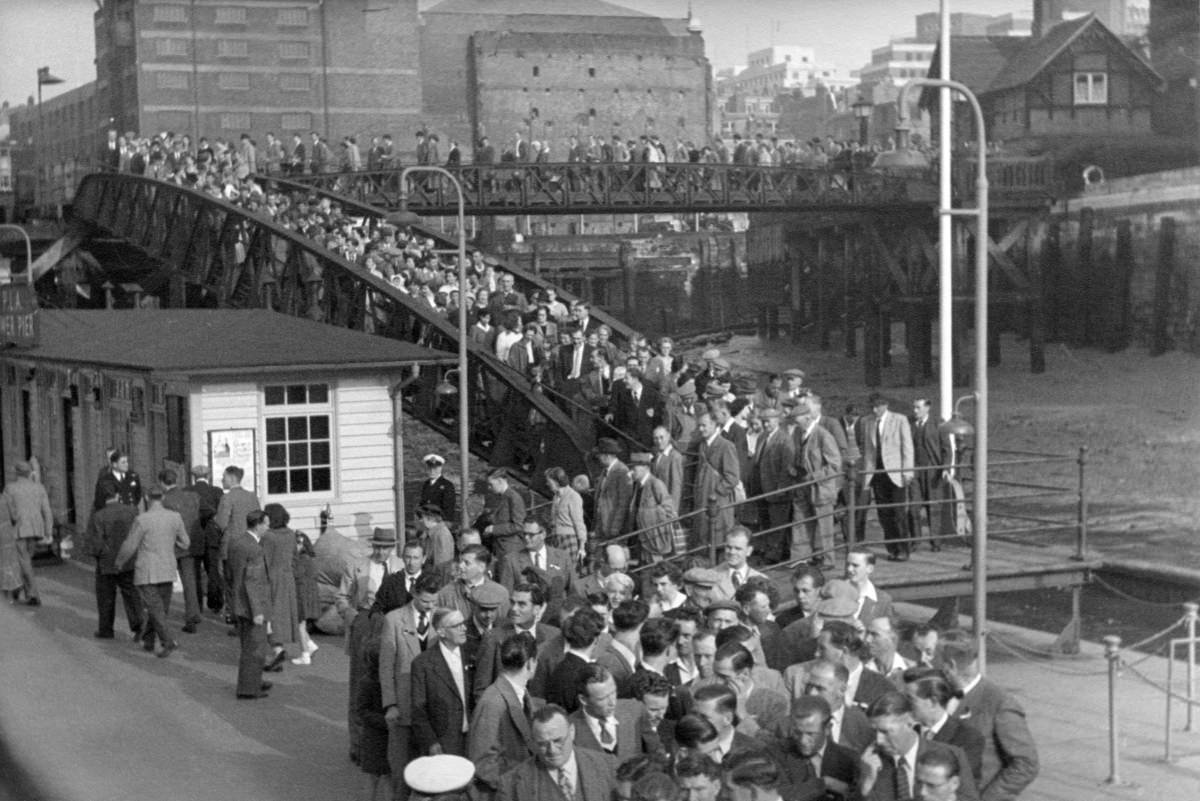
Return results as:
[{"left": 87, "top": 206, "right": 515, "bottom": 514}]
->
[
  {"left": 404, "top": 755, "right": 475, "bottom": 795},
  {"left": 423, "top": 453, "right": 446, "bottom": 466}
]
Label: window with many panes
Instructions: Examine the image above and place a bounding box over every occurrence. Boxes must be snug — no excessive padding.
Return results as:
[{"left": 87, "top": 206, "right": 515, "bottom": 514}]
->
[
  {"left": 215, "top": 6, "right": 247, "bottom": 25},
  {"left": 1074, "top": 72, "right": 1107, "bottom": 105},
  {"left": 265, "top": 383, "right": 332, "bottom": 495}
]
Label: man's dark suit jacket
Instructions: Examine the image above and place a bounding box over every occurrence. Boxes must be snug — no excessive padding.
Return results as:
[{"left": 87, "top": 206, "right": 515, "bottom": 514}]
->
[
  {"left": 611, "top": 383, "right": 666, "bottom": 448},
  {"left": 957, "top": 678, "right": 1039, "bottom": 801},
  {"left": 853, "top": 666, "right": 897, "bottom": 710},
  {"left": 863, "top": 739, "right": 979, "bottom": 801},
  {"left": 569, "top": 699, "right": 648, "bottom": 760},
  {"left": 472, "top": 622, "right": 560, "bottom": 701},
  {"left": 931, "top": 714, "right": 986, "bottom": 789},
  {"left": 182, "top": 480, "right": 223, "bottom": 550},
  {"left": 162, "top": 487, "right": 203, "bottom": 557},
  {"left": 419, "top": 475, "right": 457, "bottom": 524},
  {"left": 87, "top": 503, "right": 139, "bottom": 574},
  {"left": 226, "top": 531, "right": 269, "bottom": 620},
  {"left": 839, "top": 704, "right": 876, "bottom": 755},
  {"left": 411, "top": 643, "right": 474, "bottom": 757},
  {"left": 497, "top": 746, "right": 616, "bottom": 801},
  {"left": 772, "top": 738, "right": 860, "bottom": 801},
  {"left": 545, "top": 651, "right": 590, "bottom": 712},
  {"left": 496, "top": 547, "right": 576, "bottom": 622},
  {"left": 469, "top": 677, "right": 545, "bottom": 792},
  {"left": 93, "top": 469, "right": 143, "bottom": 511},
  {"left": 757, "top": 620, "right": 792, "bottom": 672}
]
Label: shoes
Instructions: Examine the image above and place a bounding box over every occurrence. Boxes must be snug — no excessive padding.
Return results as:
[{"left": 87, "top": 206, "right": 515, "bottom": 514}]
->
[
  {"left": 260, "top": 681, "right": 273, "bottom": 692},
  {"left": 158, "top": 640, "right": 178, "bottom": 659},
  {"left": 26, "top": 597, "right": 41, "bottom": 607},
  {"left": 182, "top": 621, "right": 198, "bottom": 634},
  {"left": 224, "top": 613, "right": 236, "bottom": 625},
  {"left": 93, "top": 631, "right": 115, "bottom": 639},
  {"left": 264, "top": 650, "right": 288, "bottom": 672},
  {"left": 291, "top": 653, "right": 312, "bottom": 666},
  {"left": 142, "top": 639, "right": 157, "bottom": 652},
  {"left": 236, "top": 691, "right": 270, "bottom": 700},
  {"left": 305, "top": 642, "right": 319, "bottom": 656}
]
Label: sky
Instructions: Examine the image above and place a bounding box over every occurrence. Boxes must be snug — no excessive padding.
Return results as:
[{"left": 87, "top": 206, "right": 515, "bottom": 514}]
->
[{"left": 0, "top": 0, "right": 1046, "bottom": 110}]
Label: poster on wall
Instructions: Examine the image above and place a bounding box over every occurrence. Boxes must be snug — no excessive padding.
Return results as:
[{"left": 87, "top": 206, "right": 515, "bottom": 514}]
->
[{"left": 208, "top": 428, "right": 257, "bottom": 494}]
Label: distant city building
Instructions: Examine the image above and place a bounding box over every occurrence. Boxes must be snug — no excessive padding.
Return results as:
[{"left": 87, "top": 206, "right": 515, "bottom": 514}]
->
[
  {"left": 1147, "top": 0, "right": 1199, "bottom": 143},
  {"left": 723, "top": 46, "right": 856, "bottom": 98},
  {"left": 0, "top": 102, "right": 13, "bottom": 222},
  {"left": 7, "top": 84, "right": 98, "bottom": 210},
  {"left": 716, "top": 45, "right": 855, "bottom": 139},
  {"left": 916, "top": 12, "right": 999, "bottom": 41},
  {"left": 1033, "top": 0, "right": 1149, "bottom": 38},
  {"left": 857, "top": 40, "right": 937, "bottom": 92}
]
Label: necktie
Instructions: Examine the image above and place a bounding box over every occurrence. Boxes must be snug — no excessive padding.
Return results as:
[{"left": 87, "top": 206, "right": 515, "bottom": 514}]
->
[
  {"left": 522, "top": 692, "right": 533, "bottom": 721},
  {"left": 731, "top": 571, "right": 742, "bottom": 589},
  {"left": 571, "top": 346, "right": 582, "bottom": 379},
  {"left": 418, "top": 611, "right": 428, "bottom": 636},
  {"left": 558, "top": 768, "right": 573, "bottom": 799},
  {"left": 533, "top": 550, "right": 542, "bottom": 570},
  {"left": 600, "top": 719, "right": 616, "bottom": 751},
  {"left": 895, "top": 756, "right": 912, "bottom": 801},
  {"left": 381, "top": 560, "right": 390, "bottom": 576}
]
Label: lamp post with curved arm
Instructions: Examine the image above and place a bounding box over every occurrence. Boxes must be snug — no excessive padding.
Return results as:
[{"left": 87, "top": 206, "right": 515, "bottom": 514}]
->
[
  {"left": 892, "top": 76, "right": 990, "bottom": 671},
  {"left": 387, "top": 166, "right": 469, "bottom": 535}
]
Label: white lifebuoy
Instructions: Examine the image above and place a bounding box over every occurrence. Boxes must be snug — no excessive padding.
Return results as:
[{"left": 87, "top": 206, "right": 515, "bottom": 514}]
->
[{"left": 1082, "top": 165, "right": 1105, "bottom": 187}]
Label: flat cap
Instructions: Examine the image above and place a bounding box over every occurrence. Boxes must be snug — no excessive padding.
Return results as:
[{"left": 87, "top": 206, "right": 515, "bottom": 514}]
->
[
  {"left": 784, "top": 368, "right": 806, "bottom": 379},
  {"left": 683, "top": 567, "right": 722, "bottom": 587},
  {"left": 701, "top": 348, "right": 721, "bottom": 361},
  {"left": 628, "top": 452, "right": 653, "bottom": 466},
  {"left": 816, "top": 579, "right": 860, "bottom": 618},
  {"left": 705, "top": 599, "right": 742, "bottom": 615},
  {"left": 470, "top": 582, "right": 509, "bottom": 609}
]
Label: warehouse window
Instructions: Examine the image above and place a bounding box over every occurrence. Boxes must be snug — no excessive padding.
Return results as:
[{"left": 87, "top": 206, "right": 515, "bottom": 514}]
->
[
  {"left": 153, "top": 4, "right": 188, "bottom": 23},
  {"left": 217, "top": 39, "right": 249, "bottom": 58},
  {"left": 265, "top": 383, "right": 332, "bottom": 495},
  {"left": 218, "top": 72, "right": 251, "bottom": 91},
  {"left": 221, "top": 112, "right": 251, "bottom": 130},
  {"left": 278, "top": 7, "right": 308, "bottom": 26},
  {"left": 280, "top": 73, "right": 311, "bottom": 92},
  {"left": 156, "top": 72, "right": 190, "bottom": 90},
  {"left": 155, "top": 38, "right": 190, "bottom": 57},
  {"left": 279, "top": 41, "right": 310, "bottom": 60},
  {"left": 281, "top": 112, "right": 312, "bottom": 130},
  {"left": 215, "top": 6, "right": 247, "bottom": 25}
]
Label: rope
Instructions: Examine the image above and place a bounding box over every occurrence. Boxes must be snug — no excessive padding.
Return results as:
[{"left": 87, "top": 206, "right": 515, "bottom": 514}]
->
[
  {"left": 1121, "top": 615, "right": 1192, "bottom": 652},
  {"left": 987, "top": 634, "right": 1110, "bottom": 676},
  {"left": 1093, "top": 573, "right": 1200, "bottom": 609},
  {"left": 1121, "top": 662, "right": 1200, "bottom": 709}
]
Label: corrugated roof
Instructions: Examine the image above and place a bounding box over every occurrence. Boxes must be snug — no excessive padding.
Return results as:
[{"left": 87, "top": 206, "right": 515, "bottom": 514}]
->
[
  {"left": 7, "top": 310, "right": 454, "bottom": 374},
  {"left": 425, "top": 0, "right": 649, "bottom": 17}
]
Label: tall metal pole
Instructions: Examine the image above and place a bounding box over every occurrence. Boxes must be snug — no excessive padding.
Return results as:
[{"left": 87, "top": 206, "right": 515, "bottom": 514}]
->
[
  {"left": 397, "top": 166, "right": 470, "bottom": 534},
  {"left": 938, "top": 0, "right": 954, "bottom": 422},
  {"left": 37, "top": 76, "right": 44, "bottom": 210}
]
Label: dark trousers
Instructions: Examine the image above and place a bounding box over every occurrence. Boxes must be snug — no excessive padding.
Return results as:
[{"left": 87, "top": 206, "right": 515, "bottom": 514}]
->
[
  {"left": 908, "top": 469, "right": 942, "bottom": 544},
  {"left": 871, "top": 477, "right": 911, "bottom": 557},
  {"left": 236, "top": 616, "right": 268, "bottom": 696},
  {"left": 177, "top": 555, "right": 203, "bottom": 624},
  {"left": 96, "top": 568, "right": 143, "bottom": 636},
  {"left": 138, "top": 582, "right": 174, "bottom": 647},
  {"left": 759, "top": 500, "right": 790, "bottom": 562},
  {"left": 14, "top": 538, "right": 39, "bottom": 600},
  {"left": 204, "top": 546, "right": 225, "bottom": 611},
  {"left": 346, "top": 609, "right": 373, "bottom": 755}
]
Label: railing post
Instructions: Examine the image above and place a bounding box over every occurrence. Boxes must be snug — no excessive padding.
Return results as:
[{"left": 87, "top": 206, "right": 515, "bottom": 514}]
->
[
  {"left": 1104, "top": 634, "right": 1122, "bottom": 783},
  {"left": 1075, "top": 446, "right": 1088, "bottom": 560},
  {"left": 706, "top": 498, "right": 719, "bottom": 565},
  {"left": 845, "top": 462, "right": 858, "bottom": 545},
  {"left": 1186, "top": 602, "right": 1198, "bottom": 732}
]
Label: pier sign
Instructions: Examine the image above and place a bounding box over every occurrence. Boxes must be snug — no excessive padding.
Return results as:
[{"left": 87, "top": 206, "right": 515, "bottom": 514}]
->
[{"left": 0, "top": 285, "right": 39, "bottom": 347}]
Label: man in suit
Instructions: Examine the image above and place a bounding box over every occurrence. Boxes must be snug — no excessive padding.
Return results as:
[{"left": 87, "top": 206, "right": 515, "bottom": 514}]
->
[
  {"left": 790, "top": 410, "right": 843, "bottom": 568},
  {"left": 861, "top": 692, "right": 979, "bottom": 801},
  {"left": 909, "top": 397, "right": 947, "bottom": 551},
  {"left": 418, "top": 453, "right": 457, "bottom": 524},
  {"left": 859, "top": 393, "right": 914, "bottom": 561},
  {"left": 800, "top": 659, "right": 876, "bottom": 756},
  {"left": 214, "top": 464, "right": 260, "bottom": 565},
  {"left": 694, "top": 412, "right": 740, "bottom": 550},
  {"left": 713, "top": 641, "right": 791, "bottom": 738},
  {"left": 558, "top": 328, "right": 592, "bottom": 388},
  {"left": 845, "top": 547, "right": 895, "bottom": 625},
  {"left": 818, "top": 620, "right": 894, "bottom": 711},
  {"left": 593, "top": 438, "right": 632, "bottom": 545},
  {"left": 411, "top": 607, "right": 474, "bottom": 758},
  {"left": 491, "top": 272, "right": 529, "bottom": 317},
  {"left": 627, "top": 452, "right": 677, "bottom": 562},
  {"left": 226, "top": 510, "right": 272, "bottom": 698},
  {"left": 546, "top": 607, "right": 607, "bottom": 711},
  {"left": 611, "top": 368, "right": 665, "bottom": 450},
  {"left": 382, "top": 572, "right": 443, "bottom": 798},
  {"left": 497, "top": 520, "right": 576, "bottom": 624},
  {"left": 569, "top": 664, "right": 649, "bottom": 759},
  {"left": 865, "top": 615, "right": 913, "bottom": 681},
  {"left": 470, "top": 633, "right": 544, "bottom": 797},
  {"left": 753, "top": 408, "right": 793, "bottom": 563},
  {"left": 182, "top": 465, "right": 224, "bottom": 614},
  {"left": 474, "top": 582, "right": 560, "bottom": 701},
  {"left": 92, "top": 450, "right": 143, "bottom": 511},
  {"left": 114, "top": 485, "right": 189, "bottom": 658},
  {"left": 650, "top": 426, "right": 685, "bottom": 519},
  {"left": 2, "top": 460, "right": 55, "bottom": 606},
  {"left": 771, "top": 696, "right": 860, "bottom": 801},
  {"left": 87, "top": 487, "right": 142, "bottom": 638},
  {"left": 712, "top": 527, "right": 766, "bottom": 601},
  {"left": 940, "top": 632, "right": 1039, "bottom": 801},
  {"left": 497, "top": 704, "right": 617, "bottom": 801},
  {"left": 159, "top": 468, "right": 204, "bottom": 633},
  {"left": 597, "top": 599, "right": 647, "bottom": 697},
  {"left": 437, "top": 544, "right": 509, "bottom": 623},
  {"left": 481, "top": 469, "right": 527, "bottom": 558},
  {"left": 507, "top": 323, "right": 543, "bottom": 380},
  {"left": 692, "top": 683, "right": 762, "bottom": 760}
]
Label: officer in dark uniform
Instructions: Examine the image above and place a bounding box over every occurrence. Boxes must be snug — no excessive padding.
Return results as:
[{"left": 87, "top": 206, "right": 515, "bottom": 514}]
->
[
  {"left": 418, "top": 453, "right": 457, "bottom": 525},
  {"left": 92, "top": 450, "right": 143, "bottom": 511}
]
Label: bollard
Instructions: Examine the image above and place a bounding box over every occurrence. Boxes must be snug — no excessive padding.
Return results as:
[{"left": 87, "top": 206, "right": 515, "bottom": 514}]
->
[
  {"left": 1104, "top": 634, "right": 1121, "bottom": 784},
  {"left": 1186, "top": 602, "right": 1198, "bottom": 732}
]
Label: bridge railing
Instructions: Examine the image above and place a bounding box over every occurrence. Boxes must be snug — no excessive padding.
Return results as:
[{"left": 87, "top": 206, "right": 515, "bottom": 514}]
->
[
  {"left": 952, "top": 155, "right": 1061, "bottom": 201},
  {"left": 70, "top": 172, "right": 596, "bottom": 483}
]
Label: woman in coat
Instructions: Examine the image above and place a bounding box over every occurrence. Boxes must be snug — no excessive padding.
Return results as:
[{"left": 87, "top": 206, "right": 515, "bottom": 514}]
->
[
  {"left": 545, "top": 467, "right": 586, "bottom": 568},
  {"left": 292, "top": 526, "right": 321, "bottom": 665},
  {"left": 262, "top": 503, "right": 299, "bottom": 670}
]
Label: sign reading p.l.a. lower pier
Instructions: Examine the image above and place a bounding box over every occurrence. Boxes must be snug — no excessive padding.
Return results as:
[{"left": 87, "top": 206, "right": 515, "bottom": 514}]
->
[{"left": 0, "top": 285, "right": 39, "bottom": 347}]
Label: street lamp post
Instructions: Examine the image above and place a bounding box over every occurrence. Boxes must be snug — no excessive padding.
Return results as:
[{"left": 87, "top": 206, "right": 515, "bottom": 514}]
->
[
  {"left": 892, "top": 76, "right": 990, "bottom": 671},
  {"left": 0, "top": 224, "right": 33, "bottom": 284},
  {"left": 36, "top": 67, "right": 65, "bottom": 212},
  {"left": 852, "top": 96, "right": 874, "bottom": 147},
  {"left": 387, "top": 167, "right": 470, "bottom": 535}
]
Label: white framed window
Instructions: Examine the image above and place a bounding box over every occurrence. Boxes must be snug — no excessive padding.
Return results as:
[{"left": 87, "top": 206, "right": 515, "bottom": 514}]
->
[
  {"left": 156, "top": 72, "right": 190, "bottom": 90},
  {"left": 279, "top": 41, "right": 310, "bottom": 60},
  {"left": 155, "top": 38, "right": 190, "bottom": 57},
  {"left": 218, "top": 72, "right": 251, "bottom": 91},
  {"left": 153, "top": 4, "right": 188, "bottom": 23},
  {"left": 281, "top": 112, "right": 311, "bottom": 130},
  {"left": 264, "top": 383, "right": 333, "bottom": 495},
  {"left": 280, "top": 73, "right": 311, "bottom": 91},
  {"left": 1074, "top": 72, "right": 1107, "bottom": 105},
  {"left": 215, "top": 6, "right": 247, "bottom": 25},
  {"left": 217, "top": 39, "right": 249, "bottom": 58},
  {"left": 221, "top": 112, "right": 251, "bottom": 130},
  {"left": 278, "top": 7, "right": 309, "bottom": 26}
]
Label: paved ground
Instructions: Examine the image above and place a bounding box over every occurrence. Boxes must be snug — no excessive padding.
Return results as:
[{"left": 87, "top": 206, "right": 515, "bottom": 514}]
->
[{"left": 5, "top": 557, "right": 1200, "bottom": 800}]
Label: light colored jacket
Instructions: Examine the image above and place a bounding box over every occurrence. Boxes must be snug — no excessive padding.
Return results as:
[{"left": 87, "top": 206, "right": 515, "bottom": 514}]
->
[
  {"left": 115, "top": 507, "right": 189, "bottom": 585},
  {"left": 2, "top": 477, "right": 54, "bottom": 541}
]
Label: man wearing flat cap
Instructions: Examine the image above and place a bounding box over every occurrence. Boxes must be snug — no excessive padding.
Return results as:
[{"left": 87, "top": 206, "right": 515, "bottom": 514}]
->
[
  {"left": 627, "top": 453, "right": 677, "bottom": 562},
  {"left": 2, "top": 460, "right": 55, "bottom": 606},
  {"left": 682, "top": 567, "right": 721, "bottom": 610},
  {"left": 753, "top": 407, "right": 793, "bottom": 564},
  {"left": 419, "top": 454, "right": 456, "bottom": 524}
]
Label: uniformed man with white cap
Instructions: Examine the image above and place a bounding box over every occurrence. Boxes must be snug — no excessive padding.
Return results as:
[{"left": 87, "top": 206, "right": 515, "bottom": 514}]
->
[{"left": 419, "top": 453, "right": 456, "bottom": 524}]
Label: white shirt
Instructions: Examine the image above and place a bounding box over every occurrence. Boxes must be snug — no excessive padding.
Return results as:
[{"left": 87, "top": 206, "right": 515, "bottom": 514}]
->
[
  {"left": 495, "top": 329, "right": 522, "bottom": 361},
  {"left": 895, "top": 739, "right": 920, "bottom": 798},
  {"left": 846, "top": 662, "right": 864, "bottom": 706},
  {"left": 440, "top": 642, "right": 470, "bottom": 732},
  {"left": 830, "top": 704, "right": 845, "bottom": 743},
  {"left": 367, "top": 560, "right": 386, "bottom": 595},
  {"left": 948, "top": 673, "right": 981, "bottom": 716},
  {"left": 926, "top": 711, "right": 950, "bottom": 738},
  {"left": 855, "top": 579, "right": 879, "bottom": 618},
  {"left": 528, "top": 546, "right": 549, "bottom": 571},
  {"left": 583, "top": 711, "right": 619, "bottom": 751},
  {"left": 657, "top": 592, "right": 686, "bottom": 613},
  {"left": 672, "top": 658, "right": 698, "bottom": 685}
]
